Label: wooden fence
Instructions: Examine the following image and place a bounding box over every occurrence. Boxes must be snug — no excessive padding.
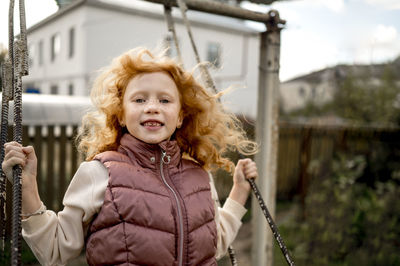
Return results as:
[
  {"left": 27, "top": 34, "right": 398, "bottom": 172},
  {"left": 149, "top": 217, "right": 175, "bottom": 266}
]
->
[
  {"left": 213, "top": 122, "right": 400, "bottom": 201},
  {"left": 277, "top": 123, "right": 400, "bottom": 200},
  {"left": 4, "top": 125, "right": 81, "bottom": 236},
  {"left": 3, "top": 123, "right": 400, "bottom": 236}
]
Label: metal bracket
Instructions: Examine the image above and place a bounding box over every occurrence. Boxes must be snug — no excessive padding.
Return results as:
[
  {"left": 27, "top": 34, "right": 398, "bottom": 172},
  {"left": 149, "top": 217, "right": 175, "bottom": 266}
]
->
[{"left": 266, "top": 10, "right": 286, "bottom": 32}]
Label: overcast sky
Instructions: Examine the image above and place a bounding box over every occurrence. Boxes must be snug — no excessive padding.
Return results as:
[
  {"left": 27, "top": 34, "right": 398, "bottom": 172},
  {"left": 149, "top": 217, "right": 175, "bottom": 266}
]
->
[{"left": 0, "top": 0, "right": 399, "bottom": 81}]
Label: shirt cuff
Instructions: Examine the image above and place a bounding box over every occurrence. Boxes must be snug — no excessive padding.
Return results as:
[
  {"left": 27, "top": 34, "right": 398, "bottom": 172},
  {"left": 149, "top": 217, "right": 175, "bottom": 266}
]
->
[
  {"left": 22, "top": 211, "right": 51, "bottom": 234},
  {"left": 223, "top": 197, "right": 247, "bottom": 221}
]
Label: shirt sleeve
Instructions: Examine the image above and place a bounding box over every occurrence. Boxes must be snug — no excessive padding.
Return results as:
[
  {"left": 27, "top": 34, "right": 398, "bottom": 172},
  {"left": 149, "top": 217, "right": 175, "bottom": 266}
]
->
[
  {"left": 21, "top": 160, "right": 109, "bottom": 266},
  {"left": 209, "top": 173, "right": 247, "bottom": 260}
]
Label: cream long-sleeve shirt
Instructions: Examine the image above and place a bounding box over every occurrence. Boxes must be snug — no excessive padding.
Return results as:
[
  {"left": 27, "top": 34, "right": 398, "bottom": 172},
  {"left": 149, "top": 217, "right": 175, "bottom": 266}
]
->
[{"left": 21, "top": 160, "right": 247, "bottom": 266}]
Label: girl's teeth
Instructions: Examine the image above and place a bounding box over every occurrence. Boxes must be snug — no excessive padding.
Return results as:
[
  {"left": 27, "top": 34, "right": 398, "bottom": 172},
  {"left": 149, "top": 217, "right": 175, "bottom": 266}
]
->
[{"left": 144, "top": 122, "right": 161, "bottom": 126}]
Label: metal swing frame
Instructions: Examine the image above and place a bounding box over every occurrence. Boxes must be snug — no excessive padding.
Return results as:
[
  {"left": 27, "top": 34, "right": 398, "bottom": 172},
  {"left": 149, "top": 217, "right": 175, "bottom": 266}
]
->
[
  {"left": 160, "top": 1, "right": 294, "bottom": 265},
  {"left": 0, "top": 0, "right": 293, "bottom": 265}
]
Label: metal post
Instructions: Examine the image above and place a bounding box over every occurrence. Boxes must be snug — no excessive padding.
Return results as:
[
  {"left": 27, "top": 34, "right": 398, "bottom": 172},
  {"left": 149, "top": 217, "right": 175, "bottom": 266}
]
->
[{"left": 252, "top": 10, "right": 284, "bottom": 266}]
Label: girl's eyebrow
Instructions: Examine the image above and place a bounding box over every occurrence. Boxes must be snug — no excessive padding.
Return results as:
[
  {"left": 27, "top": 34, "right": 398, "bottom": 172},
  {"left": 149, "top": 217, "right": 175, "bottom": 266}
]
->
[
  {"left": 127, "top": 89, "right": 147, "bottom": 98},
  {"left": 158, "top": 92, "right": 174, "bottom": 98},
  {"left": 125, "top": 88, "right": 176, "bottom": 99}
]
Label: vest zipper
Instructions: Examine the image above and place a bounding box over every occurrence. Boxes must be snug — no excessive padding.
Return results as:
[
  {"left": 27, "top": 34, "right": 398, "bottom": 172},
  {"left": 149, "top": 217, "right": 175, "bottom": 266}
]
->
[{"left": 160, "top": 150, "right": 184, "bottom": 266}]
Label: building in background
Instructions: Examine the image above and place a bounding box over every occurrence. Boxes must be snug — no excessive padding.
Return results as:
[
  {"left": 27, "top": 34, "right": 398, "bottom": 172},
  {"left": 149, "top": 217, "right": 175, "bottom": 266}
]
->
[
  {"left": 280, "top": 56, "right": 400, "bottom": 113},
  {"left": 23, "top": 0, "right": 261, "bottom": 118}
]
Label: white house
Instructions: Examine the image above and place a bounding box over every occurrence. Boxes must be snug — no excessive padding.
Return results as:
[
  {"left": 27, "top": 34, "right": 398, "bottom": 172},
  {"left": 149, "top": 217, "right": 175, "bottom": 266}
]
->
[
  {"left": 279, "top": 67, "right": 337, "bottom": 112},
  {"left": 279, "top": 58, "right": 400, "bottom": 113},
  {"left": 23, "top": 0, "right": 262, "bottom": 118}
]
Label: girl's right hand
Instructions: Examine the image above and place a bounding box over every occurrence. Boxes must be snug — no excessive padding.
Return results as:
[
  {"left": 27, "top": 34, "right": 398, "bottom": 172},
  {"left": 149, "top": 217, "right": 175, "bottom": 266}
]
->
[
  {"left": 2, "top": 141, "right": 41, "bottom": 214},
  {"left": 3, "top": 141, "right": 37, "bottom": 184}
]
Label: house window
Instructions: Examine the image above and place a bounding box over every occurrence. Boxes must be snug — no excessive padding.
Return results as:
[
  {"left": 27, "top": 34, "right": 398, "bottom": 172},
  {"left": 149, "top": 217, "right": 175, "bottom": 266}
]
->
[
  {"left": 38, "top": 40, "right": 43, "bottom": 66},
  {"left": 28, "top": 44, "right": 35, "bottom": 67},
  {"left": 207, "top": 42, "right": 221, "bottom": 67},
  {"left": 24, "top": 83, "right": 39, "bottom": 93},
  {"left": 69, "top": 27, "right": 75, "bottom": 59},
  {"left": 68, "top": 83, "right": 74, "bottom": 95},
  {"left": 51, "top": 33, "right": 61, "bottom": 62},
  {"left": 298, "top": 87, "right": 305, "bottom": 97},
  {"left": 50, "top": 84, "right": 58, "bottom": 95},
  {"left": 311, "top": 87, "right": 317, "bottom": 98}
]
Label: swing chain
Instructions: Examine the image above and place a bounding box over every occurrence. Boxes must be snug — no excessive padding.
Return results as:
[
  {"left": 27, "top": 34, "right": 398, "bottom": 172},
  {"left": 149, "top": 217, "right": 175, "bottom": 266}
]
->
[
  {"left": 163, "top": 5, "right": 184, "bottom": 67},
  {"left": 0, "top": 0, "right": 28, "bottom": 264},
  {"left": 0, "top": 57, "right": 12, "bottom": 256},
  {"left": 175, "top": 0, "right": 218, "bottom": 94},
  {"left": 247, "top": 178, "right": 296, "bottom": 266}
]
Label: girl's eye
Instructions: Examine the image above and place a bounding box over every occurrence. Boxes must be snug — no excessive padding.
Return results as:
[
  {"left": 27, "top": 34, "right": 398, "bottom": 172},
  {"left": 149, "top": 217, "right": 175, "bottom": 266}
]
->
[
  {"left": 160, "top": 99, "right": 169, "bottom": 104},
  {"left": 135, "top": 99, "right": 145, "bottom": 103}
]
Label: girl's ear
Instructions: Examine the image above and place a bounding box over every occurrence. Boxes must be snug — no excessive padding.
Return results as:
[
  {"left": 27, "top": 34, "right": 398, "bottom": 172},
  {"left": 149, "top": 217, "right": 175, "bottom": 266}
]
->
[
  {"left": 177, "top": 111, "right": 183, "bottom": 128},
  {"left": 118, "top": 115, "right": 125, "bottom": 128}
]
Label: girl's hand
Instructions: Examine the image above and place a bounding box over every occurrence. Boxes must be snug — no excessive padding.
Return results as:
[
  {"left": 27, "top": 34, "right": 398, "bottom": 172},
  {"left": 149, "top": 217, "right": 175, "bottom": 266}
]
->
[
  {"left": 229, "top": 158, "right": 258, "bottom": 206},
  {"left": 3, "top": 142, "right": 37, "bottom": 184},
  {"left": 2, "top": 141, "right": 41, "bottom": 214}
]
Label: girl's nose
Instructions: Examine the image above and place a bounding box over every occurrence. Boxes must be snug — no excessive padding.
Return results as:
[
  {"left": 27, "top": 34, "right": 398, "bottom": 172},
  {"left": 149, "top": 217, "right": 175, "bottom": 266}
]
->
[{"left": 144, "top": 100, "right": 160, "bottom": 113}]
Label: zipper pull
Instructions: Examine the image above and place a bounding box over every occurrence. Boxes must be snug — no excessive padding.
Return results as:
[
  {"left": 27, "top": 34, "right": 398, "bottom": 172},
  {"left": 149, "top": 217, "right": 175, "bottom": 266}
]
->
[{"left": 161, "top": 150, "right": 171, "bottom": 164}]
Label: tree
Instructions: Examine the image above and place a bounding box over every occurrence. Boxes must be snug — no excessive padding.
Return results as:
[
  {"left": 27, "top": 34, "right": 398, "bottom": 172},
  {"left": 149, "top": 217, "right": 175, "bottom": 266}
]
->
[
  {"left": 332, "top": 63, "right": 400, "bottom": 126},
  {"left": 284, "top": 59, "right": 400, "bottom": 126}
]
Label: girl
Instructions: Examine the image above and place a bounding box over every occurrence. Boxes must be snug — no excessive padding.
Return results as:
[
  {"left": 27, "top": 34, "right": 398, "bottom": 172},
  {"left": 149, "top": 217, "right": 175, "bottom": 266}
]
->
[{"left": 2, "top": 47, "right": 258, "bottom": 265}]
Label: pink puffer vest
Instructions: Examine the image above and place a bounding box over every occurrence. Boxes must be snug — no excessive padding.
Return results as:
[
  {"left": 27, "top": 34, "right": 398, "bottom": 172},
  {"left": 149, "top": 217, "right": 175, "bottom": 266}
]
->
[{"left": 85, "top": 134, "right": 217, "bottom": 266}]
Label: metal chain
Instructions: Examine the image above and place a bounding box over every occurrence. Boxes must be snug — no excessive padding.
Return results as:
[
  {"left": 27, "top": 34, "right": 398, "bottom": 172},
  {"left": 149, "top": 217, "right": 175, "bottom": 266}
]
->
[
  {"left": 175, "top": 0, "right": 217, "bottom": 94},
  {"left": 0, "top": 0, "right": 16, "bottom": 256},
  {"left": 227, "top": 245, "right": 238, "bottom": 266},
  {"left": 0, "top": 0, "right": 28, "bottom": 264},
  {"left": 163, "top": 5, "right": 184, "bottom": 67},
  {"left": 18, "top": 0, "right": 29, "bottom": 76},
  {"left": 11, "top": 39, "right": 24, "bottom": 266},
  {"left": 0, "top": 63, "right": 9, "bottom": 254}
]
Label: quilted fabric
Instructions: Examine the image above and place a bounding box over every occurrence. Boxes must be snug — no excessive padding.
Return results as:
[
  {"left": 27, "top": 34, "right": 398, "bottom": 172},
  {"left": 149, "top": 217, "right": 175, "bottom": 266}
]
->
[{"left": 86, "top": 134, "right": 217, "bottom": 266}]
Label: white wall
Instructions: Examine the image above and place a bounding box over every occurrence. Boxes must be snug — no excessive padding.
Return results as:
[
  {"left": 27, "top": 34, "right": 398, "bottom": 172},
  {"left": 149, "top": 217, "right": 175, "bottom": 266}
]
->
[
  {"left": 280, "top": 79, "right": 335, "bottom": 112},
  {"left": 83, "top": 4, "right": 260, "bottom": 118},
  {"left": 25, "top": 2, "right": 261, "bottom": 118},
  {"left": 24, "top": 7, "right": 87, "bottom": 95}
]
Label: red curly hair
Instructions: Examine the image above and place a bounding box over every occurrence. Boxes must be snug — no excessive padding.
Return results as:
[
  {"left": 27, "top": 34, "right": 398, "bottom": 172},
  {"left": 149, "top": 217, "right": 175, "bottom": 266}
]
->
[{"left": 77, "top": 47, "right": 257, "bottom": 173}]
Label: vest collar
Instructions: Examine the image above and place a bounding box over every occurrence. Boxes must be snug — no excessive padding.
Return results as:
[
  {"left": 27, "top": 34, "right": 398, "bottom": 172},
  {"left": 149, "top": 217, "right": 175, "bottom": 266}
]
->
[{"left": 118, "top": 133, "right": 181, "bottom": 169}]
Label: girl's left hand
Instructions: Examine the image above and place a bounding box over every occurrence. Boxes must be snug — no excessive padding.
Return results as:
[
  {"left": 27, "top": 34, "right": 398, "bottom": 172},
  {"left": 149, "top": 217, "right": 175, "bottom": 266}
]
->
[{"left": 229, "top": 158, "right": 258, "bottom": 205}]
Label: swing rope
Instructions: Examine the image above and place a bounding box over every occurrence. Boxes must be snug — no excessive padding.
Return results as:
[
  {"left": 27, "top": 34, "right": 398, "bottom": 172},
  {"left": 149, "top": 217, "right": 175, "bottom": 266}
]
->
[
  {"left": 162, "top": 3, "right": 238, "bottom": 265},
  {"left": 163, "top": 1, "right": 295, "bottom": 265},
  {"left": 0, "top": 58, "right": 11, "bottom": 254},
  {"left": 0, "top": 0, "right": 28, "bottom": 264},
  {"left": 175, "top": 0, "right": 218, "bottom": 94},
  {"left": 248, "top": 178, "right": 295, "bottom": 265},
  {"left": 163, "top": 5, "right": 184, "bottom": 68}
]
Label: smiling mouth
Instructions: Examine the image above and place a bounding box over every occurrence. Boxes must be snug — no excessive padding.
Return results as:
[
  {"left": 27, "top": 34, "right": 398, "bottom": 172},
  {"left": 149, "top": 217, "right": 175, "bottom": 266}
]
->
[{"left": 141, "top": 121, "right": 164, "bottom": 127}]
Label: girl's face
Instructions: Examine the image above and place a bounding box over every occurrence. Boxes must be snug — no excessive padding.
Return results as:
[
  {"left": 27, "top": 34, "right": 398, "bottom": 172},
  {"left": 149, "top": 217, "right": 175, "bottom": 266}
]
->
[{"left": 121, "top": 71, "right": 183, "bottom": 144}]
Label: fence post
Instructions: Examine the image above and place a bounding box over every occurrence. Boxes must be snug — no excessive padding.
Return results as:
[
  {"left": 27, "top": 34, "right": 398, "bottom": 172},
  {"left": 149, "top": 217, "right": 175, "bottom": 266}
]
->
[
  {"left": 252, "top": 10, "right": 284, "bottom": 266},
  {"left": 34, "top": 125, "right": 43, "bottom": 196},
  {"left": 297, "top": 127, "right": 312, "bottom": 219},
  {"left": 59, "top": 126, "right": 67, "bottom": 211},
  {"left": 47, "top": 125, "right": 55, "bottom": 209}
]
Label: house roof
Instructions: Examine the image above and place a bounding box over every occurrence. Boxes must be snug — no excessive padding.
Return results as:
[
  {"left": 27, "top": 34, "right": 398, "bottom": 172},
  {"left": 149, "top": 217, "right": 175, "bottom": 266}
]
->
[
  {"left": 284, "top": 59, "right": 400, "bottom": 84},
  {"left": 27, "top": 0, "right": 260, "bottom": 36}
]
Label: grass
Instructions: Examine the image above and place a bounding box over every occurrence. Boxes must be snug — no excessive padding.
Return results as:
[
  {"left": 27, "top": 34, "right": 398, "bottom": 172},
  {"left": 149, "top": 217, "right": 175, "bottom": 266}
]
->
[{"left": 0, "top": 239, "right": 38, "bottom": 265}]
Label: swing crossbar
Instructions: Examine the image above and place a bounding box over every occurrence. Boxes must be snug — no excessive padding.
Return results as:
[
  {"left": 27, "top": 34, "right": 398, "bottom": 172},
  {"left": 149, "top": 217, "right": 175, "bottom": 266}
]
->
[{"left": 144, "top": 0, "right": 284, "bottom": 23}]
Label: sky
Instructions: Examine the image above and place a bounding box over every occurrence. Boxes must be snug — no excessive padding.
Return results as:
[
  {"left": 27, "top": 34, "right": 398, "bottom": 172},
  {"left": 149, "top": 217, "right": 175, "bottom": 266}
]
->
[{"left": 0, "top": 0, "right": 399, "bottom": 81}]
